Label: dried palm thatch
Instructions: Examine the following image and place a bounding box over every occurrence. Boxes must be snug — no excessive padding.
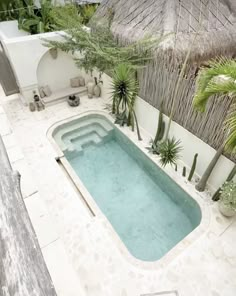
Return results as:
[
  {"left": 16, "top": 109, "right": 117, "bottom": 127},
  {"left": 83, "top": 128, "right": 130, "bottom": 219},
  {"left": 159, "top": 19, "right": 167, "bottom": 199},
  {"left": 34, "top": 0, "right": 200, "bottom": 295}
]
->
[{"left": 95, "top": 0, "right": 236, "bottom": 161}]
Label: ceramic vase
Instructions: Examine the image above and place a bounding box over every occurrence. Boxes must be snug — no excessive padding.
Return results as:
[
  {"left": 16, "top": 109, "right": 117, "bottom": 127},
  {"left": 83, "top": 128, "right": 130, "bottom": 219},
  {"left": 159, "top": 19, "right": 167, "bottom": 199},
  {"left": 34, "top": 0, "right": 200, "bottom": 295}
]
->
[
  {"left": 218, "top": 201, "right": 235, "bottom": 217},
  {"left": 93, "top": 84, "right": 101, "bottom": 97},
  {"left": 93, "top": 77, "right": 101, "bottom": 97},
  {"left": 87, "top": 81, "right": 95, "bottom": 98}
]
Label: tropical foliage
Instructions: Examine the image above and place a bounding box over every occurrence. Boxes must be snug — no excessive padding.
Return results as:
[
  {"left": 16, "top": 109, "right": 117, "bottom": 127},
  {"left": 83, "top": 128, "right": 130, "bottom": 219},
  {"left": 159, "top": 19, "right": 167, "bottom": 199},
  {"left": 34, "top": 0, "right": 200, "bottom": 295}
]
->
[
  {"left": 0, "top": 0, "right": 31, "bottom": 21},
  {"left": 45, "top": 14, "right": 158, "bottom": 75},
  {"left": 158, "top": 138, "right": 182, "bottom": 167},
  {"left": 18, "top": 0, "right": 54, "bottom": 34},
  {"left": 111, "top": 64, "right": 142, "bottom": 140},
  {"left": 220, "top": 181, "right": 236, "bottom": 211},
  {"left": 193, "top": 57, "right": 236, "bottom": 152},
  {"left": 0, "top": 1, "right": 98, "bottom": 34},
  {"left": 111, "top": 64, "right": 138, "bottom": 117},
  {"left": 212, "top": 164, "right": 236, "bottom": 201}
]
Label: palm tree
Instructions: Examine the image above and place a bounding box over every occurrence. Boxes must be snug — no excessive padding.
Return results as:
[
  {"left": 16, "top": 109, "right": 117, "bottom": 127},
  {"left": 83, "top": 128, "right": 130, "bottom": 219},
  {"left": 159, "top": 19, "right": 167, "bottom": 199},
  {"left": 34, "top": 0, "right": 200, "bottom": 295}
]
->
[{"left": 193, "top": 57, "right": 236, "bottom": 192}]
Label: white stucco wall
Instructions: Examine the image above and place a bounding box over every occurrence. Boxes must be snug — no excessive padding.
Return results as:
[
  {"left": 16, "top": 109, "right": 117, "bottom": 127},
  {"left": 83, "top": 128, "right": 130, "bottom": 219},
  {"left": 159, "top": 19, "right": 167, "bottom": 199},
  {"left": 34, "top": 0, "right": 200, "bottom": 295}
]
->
[
  {"left": 37, "top": 50, "right": 84, "bottom": 92},
  {"left": 1, "top": 32, "right": 62, "bottom": 101},
  {"left": 0, "top": 28, "right": 86, "bottom": 102},
  {"left": 0, "top": 20, "right": 29, "bottom": 39},
  {"left": 1, "top": 26, "right": 92, "bottom": 102},
  {"left": 101, "top": 73, "right": 235, "bottom": 192}
]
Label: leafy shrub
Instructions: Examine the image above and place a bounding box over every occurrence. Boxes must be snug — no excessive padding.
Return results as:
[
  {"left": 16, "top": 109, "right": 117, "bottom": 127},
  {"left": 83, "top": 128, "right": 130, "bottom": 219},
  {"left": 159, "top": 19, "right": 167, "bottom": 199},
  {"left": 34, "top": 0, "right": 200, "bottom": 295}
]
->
[
  {"left": 158, "top": 138, "right": 182, "bottom": 167},
  {"left": 220, "top": 181, "right": 236, "bottom": 211}
]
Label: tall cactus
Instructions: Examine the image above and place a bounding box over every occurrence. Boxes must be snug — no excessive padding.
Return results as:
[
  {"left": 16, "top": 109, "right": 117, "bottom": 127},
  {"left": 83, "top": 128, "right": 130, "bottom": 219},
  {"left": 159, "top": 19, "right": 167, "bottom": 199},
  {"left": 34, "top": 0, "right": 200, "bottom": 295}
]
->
[
  {"left": 154, "top": 103, "right": 165, "bottom": 144},
  {"left": 188, "top": 153, "right": 198, "bottom": 182}
]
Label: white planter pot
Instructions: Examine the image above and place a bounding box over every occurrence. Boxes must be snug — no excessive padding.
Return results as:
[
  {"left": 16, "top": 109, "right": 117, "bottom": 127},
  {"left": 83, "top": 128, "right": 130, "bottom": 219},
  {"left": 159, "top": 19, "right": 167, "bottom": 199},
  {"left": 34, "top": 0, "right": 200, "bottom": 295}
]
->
[
  {"left": 218, "top": 201, "right": 236, "bottom": 217},
  {"left": 87, "top": 81, "right": 95, "bottom": 95},
  {"left": 93, "top": 84, "right": 101, "bottom": 97}
]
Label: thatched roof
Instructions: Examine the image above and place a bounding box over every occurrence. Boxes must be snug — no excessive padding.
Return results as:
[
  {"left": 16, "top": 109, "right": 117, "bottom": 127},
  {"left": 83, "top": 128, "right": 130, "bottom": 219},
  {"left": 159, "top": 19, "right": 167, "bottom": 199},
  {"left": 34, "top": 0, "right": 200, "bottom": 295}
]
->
[{"left": 95, "top": 0, "right": 236, "bottom": 62}]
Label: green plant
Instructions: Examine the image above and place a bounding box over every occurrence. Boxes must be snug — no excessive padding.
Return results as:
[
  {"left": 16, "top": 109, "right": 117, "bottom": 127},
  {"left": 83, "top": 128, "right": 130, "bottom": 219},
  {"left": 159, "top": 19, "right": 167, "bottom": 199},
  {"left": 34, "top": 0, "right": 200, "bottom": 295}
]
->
[
  {"left": 18, "top": 0, "right": 55, "bottom": 34},
  {"left": 154, "top": 104, "right": 165, "bottom": 144},
  {"left": 114, "top": 111, "right": 129, "bottom": 126},
  {"left": 44, "top": 12, "right": 160, "bottom": 75},
  {"left": 212, "top": 165, "right": 236, "bottom": 201},
  {"left": 77, "top": 3, "right": 98, "bottom": 25},
  {"left": 0, "top": 0, "right": 26, "bottom": 21},
  {"left": 111, "top": 64, "right": 137, "bottom": 114},
  {"left": 111, "top": 64, "right": 142, "bottom": 140},
  {"left": 159, "top": 138, "right": 182, "bottom": 167},
  {"left": 193, "top": 57, "right": 236, "bottom": 192},
  {"left": 219, "top": 181, "right": 236, "bottom": 212},
  {"left": 188, "top": 153, "right": 198, "bottom": 181},
  {"left": 147, "top": 139, "right": 160, "bottom": 154},
  {"left": 182, "top": 166, "right": 186, "bottom": 177},
  {"left": 194, "top": 57, "right": 236, "bottom": 152},
  {"left": 147, "top": 103, "right": 165, "bottom": 155}
]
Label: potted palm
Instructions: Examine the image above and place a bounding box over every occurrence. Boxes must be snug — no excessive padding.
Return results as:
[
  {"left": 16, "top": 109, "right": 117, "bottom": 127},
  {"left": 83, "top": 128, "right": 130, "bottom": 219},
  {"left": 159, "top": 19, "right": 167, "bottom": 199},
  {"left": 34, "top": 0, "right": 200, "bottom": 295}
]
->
[{"left": 218, "top": 181, "right": 236, "bottom": 217}]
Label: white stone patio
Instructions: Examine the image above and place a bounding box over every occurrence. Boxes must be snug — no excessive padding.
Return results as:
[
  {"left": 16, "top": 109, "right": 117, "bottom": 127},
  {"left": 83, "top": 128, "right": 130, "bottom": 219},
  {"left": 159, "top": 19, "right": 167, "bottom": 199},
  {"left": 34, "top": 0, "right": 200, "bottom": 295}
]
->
[{"left": 0, "top": 86, "right": 236, "bottom": 296}]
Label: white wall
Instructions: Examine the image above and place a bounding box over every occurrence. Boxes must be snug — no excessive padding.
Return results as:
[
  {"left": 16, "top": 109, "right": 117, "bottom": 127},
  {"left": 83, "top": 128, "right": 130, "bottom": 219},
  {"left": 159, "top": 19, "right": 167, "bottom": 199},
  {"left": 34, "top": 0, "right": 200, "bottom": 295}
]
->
[
  {"left": 0, "top": 20, "right": 29, "bottom": 39},
  {"left": 101, "top": 73, "right": 235, "bottom": 192},
  {"left": 37, "top": 50, "right": 83, "bottom": 92},
  {"left": 1, "top": 29, "right": 93, "bottom": 102},
  {"left": 0, "top": 31, "right": 75, "bottom": 102}
]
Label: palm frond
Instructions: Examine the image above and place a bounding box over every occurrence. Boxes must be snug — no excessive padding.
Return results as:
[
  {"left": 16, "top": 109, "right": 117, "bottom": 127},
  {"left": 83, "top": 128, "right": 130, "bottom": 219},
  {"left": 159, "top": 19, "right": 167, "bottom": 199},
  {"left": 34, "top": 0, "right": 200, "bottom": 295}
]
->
[
  {"left": 193, "top": 57, "right": 236, "bottom": 153},
  {"left": 224, "top": 101, "right": 236, "bottom": 152},
  {"left": 196, "top": 57, "right": 236, "bottom": 98},
  {"left": 194, "top": 80, "right": 236, "bottom": 112}
]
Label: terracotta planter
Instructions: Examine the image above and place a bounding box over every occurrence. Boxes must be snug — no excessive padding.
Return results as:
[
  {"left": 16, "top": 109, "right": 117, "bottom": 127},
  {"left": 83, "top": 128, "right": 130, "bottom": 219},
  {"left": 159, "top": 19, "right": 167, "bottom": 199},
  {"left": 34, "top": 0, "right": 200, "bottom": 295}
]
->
[{"left": 218, "top": 201, "right": 236, "bottom": 217}]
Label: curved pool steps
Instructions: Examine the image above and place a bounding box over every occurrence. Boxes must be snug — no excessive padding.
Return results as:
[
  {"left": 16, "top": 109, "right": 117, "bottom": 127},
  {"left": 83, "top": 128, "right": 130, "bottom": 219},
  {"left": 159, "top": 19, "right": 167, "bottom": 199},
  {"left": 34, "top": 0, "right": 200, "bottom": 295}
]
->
[
  {"left": 54, "top": 117, "right": 113, "bottom": 152},
  {"left": 60, "top": 120, "right": 114, "bottom": 159}
]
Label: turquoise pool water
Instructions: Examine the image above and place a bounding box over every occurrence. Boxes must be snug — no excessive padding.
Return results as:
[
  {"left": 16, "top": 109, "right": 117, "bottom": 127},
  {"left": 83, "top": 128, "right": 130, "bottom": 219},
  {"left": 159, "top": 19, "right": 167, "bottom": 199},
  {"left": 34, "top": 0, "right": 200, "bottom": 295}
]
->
[{"left": 53, "top": 114, "right": 201, "bottom": 261}]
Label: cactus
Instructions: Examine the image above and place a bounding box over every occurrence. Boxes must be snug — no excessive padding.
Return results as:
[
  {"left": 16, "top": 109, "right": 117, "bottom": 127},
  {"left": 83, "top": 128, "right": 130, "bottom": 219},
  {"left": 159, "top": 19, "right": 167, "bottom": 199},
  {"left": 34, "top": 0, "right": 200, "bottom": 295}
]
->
[
  {"left": 188, "top": 153, "right": 198, "bottom": 182},
  {"left": 182, "top": 166, "right": 186, "bottom": 177},
  {"left": 158, "top": 121, "right": 165, "bottom": 142},
  {"left": 154, "top": 103, "right": 165, "bottom": 144}
]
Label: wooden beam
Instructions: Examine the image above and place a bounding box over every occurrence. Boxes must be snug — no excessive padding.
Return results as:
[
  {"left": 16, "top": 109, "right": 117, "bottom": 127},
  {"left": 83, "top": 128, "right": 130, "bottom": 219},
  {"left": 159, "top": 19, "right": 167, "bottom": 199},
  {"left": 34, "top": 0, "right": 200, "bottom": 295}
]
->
[{"left": 0, "top": 136, "right": 57, "bottom": 296}]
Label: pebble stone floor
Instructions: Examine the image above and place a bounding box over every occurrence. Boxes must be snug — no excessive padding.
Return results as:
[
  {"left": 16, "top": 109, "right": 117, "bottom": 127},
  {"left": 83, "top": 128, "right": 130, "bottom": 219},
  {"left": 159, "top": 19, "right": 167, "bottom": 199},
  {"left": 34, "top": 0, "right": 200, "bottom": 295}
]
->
[{"left": 0, "top": 86, "right": 236, "bottom": 296}]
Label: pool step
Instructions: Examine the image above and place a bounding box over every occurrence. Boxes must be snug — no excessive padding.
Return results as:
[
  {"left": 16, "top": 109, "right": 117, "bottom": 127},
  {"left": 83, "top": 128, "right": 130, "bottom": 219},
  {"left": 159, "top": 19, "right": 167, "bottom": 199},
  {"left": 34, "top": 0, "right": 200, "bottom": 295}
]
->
[
  {"left": 63, "top": 125, "right": 112, "bottom": 153},
  {"left": 55, "top": 117, "right": 113, "bottom": 152},
  {"left": 63, "top": 123, "right": 110, "bottom": 147},
  {"left": 64, "top": 131, "right": 102, "bottom": 158},
  {"left": 59, "top": 119, "right": 114, "bottom": 157}
]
